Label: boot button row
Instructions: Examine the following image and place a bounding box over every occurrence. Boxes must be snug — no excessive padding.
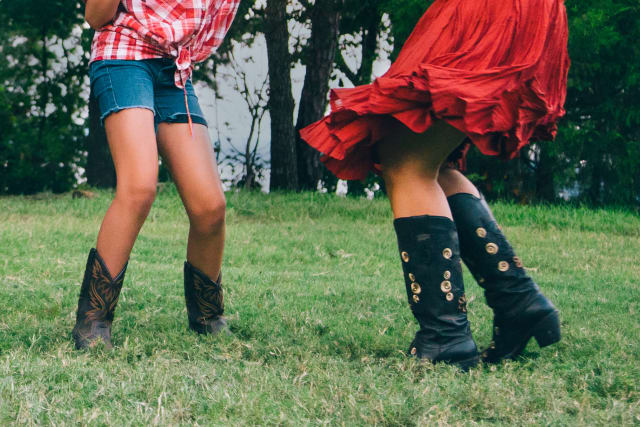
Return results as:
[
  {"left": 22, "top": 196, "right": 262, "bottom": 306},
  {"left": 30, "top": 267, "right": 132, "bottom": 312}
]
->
[{"left": 409, "top": 273, "right": 421, "bottom": 303}]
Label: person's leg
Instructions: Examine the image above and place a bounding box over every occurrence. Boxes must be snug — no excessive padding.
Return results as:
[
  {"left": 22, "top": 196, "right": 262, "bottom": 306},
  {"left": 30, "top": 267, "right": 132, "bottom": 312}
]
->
[
  {"left": 378, "top": 120, "right": 466, "bottom": 219},
  {"left": 376, "top": 120, "right": 479, "bottom": 369},
  {"left": 437, "top": 166, "right": 480, "bottom": 199},
  {"left": 438, "top": 167, "right": 560, "bottom": 362},
  {"left": 156, "top": 122, "right": 228, "bottom": 334},
  {"left": 156, "top": 123, "right": 225, "bottom": 280},
  {"left": 73, "top": 108, "right": 159, "bottom": 349},
  {"left": 95, "top": 109, "right": 159, "bottom": 274}
]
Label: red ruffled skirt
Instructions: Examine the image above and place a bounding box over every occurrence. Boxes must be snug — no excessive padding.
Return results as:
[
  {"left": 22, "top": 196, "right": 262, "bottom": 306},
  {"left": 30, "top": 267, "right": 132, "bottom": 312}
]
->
[{"left": 300, "top": 0, "right": 570, "bottom": 180}]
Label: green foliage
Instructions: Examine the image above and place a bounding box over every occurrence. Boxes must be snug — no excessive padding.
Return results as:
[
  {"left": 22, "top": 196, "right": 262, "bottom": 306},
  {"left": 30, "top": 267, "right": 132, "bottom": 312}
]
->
[
  {"left": 0, "top": 0, "right": 87, "bottom": 195},
  {"left": 561, "top": 0, "right": 640, "bottom": 205},
  {"left": 0, "top": 190, "right": 638, "bottom": 423},
  {"left": 466, "top": 1, "right": 640, "bottom": 206},
  {"left": 1, "top": 0, "right": 639, "bottom": 206},
  {"left": 382, "top": 0, "right": 431, "bottom": 60}
]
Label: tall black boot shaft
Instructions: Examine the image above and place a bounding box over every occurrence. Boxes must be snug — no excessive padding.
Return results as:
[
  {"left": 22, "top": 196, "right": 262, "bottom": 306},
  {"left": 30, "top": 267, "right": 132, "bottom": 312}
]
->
[
  {"left": 447, "top": 193, "right": 560, "bottom": 362},
  {"left": 72, "top": 248, "right": 126, "bottom": 350},
  {"left": 447, "top": 194, "right": 552, "bottom": 316},
  {"left": 394, "top": 215, "right": 479, "bottom": 370}
]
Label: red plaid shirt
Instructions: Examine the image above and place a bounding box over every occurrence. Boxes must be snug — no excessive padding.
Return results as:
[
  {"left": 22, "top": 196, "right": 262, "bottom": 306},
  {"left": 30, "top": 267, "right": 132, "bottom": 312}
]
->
[{"left": 87, "top": 0, "right": 240, "bottom": 88}]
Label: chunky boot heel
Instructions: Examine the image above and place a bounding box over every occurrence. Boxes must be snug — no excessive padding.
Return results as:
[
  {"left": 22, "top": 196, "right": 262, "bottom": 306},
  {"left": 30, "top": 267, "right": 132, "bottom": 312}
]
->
[
  {"left": 394, "top": 215, "right": 480, "bottom": 371},
  {"left": 448, "top": 193, "right": 561, "bottom": 363},
  {"left": 532, "top": 311, "right": 561, "bottom": 348}
]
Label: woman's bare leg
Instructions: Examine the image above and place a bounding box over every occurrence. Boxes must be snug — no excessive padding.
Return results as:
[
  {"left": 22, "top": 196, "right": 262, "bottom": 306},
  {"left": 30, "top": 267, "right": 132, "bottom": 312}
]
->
[
  {"left": 379, "top": 119, "right": 479, "bottom": 368},
  {"left": 377, "top": 120, "right": 466, "bottom": 216},
  {"left": 95, "top": 108, "right": 159, "bottom": 274},
  {"left": 437, "top": 166, "right": 481, "bottom": 198},
  {"left": 156, "top": 123, "right": 225, "bottom": 280}
]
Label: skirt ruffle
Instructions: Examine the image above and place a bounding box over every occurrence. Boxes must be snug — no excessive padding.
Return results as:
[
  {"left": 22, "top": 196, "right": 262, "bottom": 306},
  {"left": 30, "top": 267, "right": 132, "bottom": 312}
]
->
[{"left": 300, "top": 0, "right": 570, "bottom": 180}]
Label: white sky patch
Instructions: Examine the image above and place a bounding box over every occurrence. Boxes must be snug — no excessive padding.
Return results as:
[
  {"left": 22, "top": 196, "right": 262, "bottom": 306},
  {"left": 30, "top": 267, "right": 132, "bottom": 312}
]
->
[{"left": 199, "top": 13, "right": 393, "bottom": 192}]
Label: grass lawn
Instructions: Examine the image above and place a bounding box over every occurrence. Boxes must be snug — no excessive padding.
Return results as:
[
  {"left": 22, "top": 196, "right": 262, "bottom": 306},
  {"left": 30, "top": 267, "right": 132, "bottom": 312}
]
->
[{"left": 0, "top": 187, "right": 639, "bottom": 425}]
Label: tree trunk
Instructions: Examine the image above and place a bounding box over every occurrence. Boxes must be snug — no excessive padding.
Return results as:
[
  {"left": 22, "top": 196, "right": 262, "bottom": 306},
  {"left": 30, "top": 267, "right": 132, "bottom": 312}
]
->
[
  {"left": 337, "top": 7, "right": 382, "bottom": 197},
  {"left": 335, "top": 7, "right": 381, "bottom": 86},
  {"left": 38, "top": 25, "right": 48, "bottom": 146},
  {"left": 354, "top": 9, "right": 380, "bottom": 86},
  {"left": 86, "top": 92, "right": 116, "bottom": 188},
  {"left": 587, "top": 153, "right": 603, "bottom": 205},
  {"left": 534, "top": 143, "right": 556, "bottom": 202},
  {"left": 295, "top": 0, "right": 342, "bottom": 191},
  {"left": 265, "top": 0, "right": 298, "bottom": 191}
]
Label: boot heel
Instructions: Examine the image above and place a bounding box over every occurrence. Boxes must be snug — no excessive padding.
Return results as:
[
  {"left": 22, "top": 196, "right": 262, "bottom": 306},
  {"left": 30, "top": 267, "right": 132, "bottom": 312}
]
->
[{"left": 532, "top": 311, "right": 561, "bottom": 348}]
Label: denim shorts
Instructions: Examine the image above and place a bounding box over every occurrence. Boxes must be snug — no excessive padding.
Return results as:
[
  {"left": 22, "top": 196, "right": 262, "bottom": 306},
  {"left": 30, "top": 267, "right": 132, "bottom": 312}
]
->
[{"left": 89, "top": 58, "right": 208, "bottom": 127}]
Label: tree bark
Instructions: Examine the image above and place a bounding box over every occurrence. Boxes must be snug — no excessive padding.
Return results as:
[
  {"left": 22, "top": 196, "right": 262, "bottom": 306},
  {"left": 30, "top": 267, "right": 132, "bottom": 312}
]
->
[
  {"left": 86, "top": 91, "right": 116, "bottom": 188},
  {"left": 335, "top": 7, "right": 381, "bottom": 86},
  {"left": 587, "top": 153, "right": 603, "bottom": 205},
  {"left": 354, "top": 9, "right": 380, "bottom": 86},
  {"left": 534, "top": 143, "right": 556, "bottom": 202},
  {"left": 265, "top": 0, "right": 298, "bottom": 191},
  {"left": 38, "top": 24, "right": 48, "bottom": 146},
  {"left": 295, "top": 0, "right": 342, "bottom": 190}
]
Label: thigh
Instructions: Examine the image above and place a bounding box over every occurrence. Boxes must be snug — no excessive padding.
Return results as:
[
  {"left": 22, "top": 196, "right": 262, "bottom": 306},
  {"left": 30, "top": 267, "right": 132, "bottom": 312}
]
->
[
  {"left": 156, "top": 123, "right": 224, "bottom": 215},
  {"left": 91, "top": 60, "right": 159, "bottom": 189},
  {"left": 376, "top": 119, "right": 466, "bottom": 175},
  {"left": 105, "top": 108, "right": 159, "bottom": 191}
]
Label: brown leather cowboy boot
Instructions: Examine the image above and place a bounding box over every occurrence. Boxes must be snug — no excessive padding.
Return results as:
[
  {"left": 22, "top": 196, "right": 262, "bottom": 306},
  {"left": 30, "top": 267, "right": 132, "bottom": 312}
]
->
[
  {"left": 72, "top": 248, "right": 126, "bottom": 350},
  {"left": 184, "top": 261, "right": 229, "bottom": 335}
]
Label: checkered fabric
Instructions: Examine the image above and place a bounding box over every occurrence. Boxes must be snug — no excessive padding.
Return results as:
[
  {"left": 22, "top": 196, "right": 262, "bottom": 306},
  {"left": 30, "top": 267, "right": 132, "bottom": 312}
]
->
[{"left": 86, "top": 0, "right": 240, "bottom": 88}]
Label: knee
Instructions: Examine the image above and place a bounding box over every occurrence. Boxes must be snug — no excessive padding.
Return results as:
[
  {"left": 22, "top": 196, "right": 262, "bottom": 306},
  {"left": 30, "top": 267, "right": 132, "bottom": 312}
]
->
[
  {"left": 116, "top": 183, "right": 157, "bottom": 217},
  {"left": 189, "top": 197, "right": 226, "bottom": 235},
  {"left": 437, "top": 167, "right": 459, "bottom": 189}
]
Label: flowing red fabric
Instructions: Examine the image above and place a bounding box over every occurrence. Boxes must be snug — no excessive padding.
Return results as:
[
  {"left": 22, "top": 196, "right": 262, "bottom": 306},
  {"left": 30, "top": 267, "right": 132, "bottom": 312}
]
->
[{"left": 300, "top": 0, "right": 570, "bottom": 180}]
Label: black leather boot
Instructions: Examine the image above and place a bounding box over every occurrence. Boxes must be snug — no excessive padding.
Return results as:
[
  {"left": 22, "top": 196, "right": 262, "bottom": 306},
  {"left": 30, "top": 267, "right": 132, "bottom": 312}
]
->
[
  {"left": 448, "top": 193, "right": 561, "bottom": 363},
  {"left": 72, "top": 248, "right": 126, "bottom": 350},
  {"left": 394, "top": 215, "right": 480, "bottom": 370},
  {"left": 184, "top": 261, "right": 229, "bottom": 335}
]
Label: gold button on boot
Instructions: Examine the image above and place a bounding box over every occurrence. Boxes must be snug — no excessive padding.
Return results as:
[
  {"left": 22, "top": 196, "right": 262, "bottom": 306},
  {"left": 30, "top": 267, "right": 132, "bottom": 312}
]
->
[
  {"left": 411, "top": 282, "right": 422, "bottom": 294},
  {"left": 486, "top": 243, "right": 499, "bottom": 254}
]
